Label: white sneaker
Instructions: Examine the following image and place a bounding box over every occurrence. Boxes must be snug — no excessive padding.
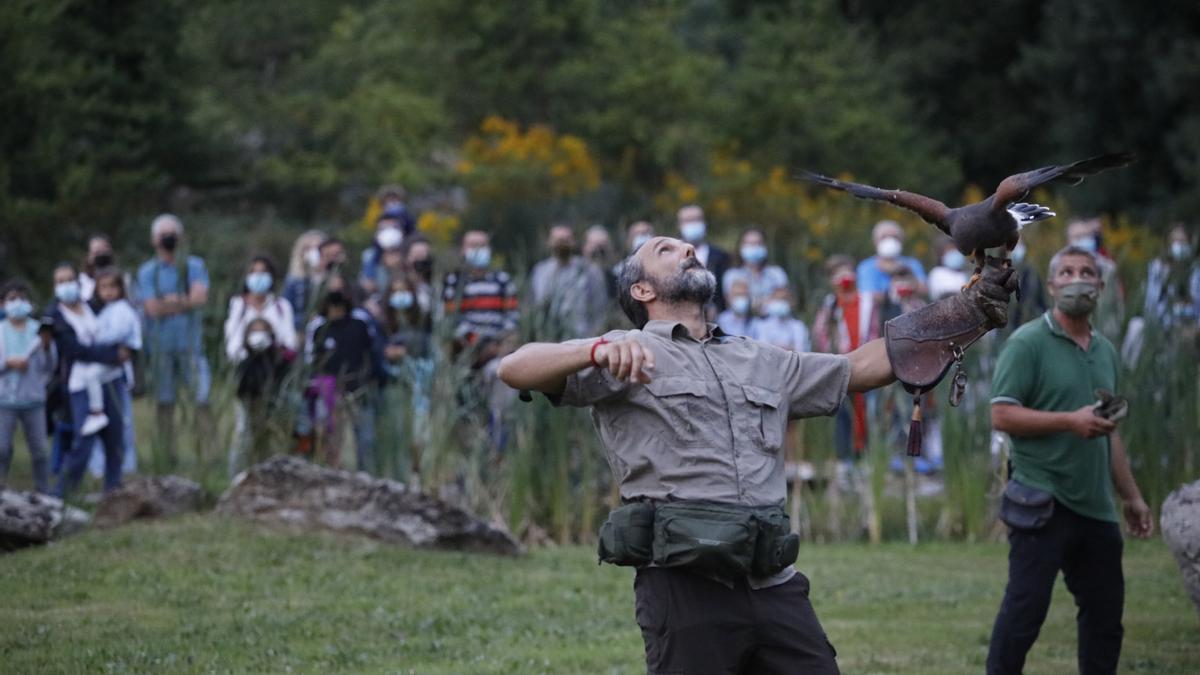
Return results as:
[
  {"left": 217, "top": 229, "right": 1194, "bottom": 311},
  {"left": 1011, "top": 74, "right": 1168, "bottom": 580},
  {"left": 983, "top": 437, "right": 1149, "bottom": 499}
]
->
[{"left": 81, "top": 413, "right": 109, "bottom": 436}]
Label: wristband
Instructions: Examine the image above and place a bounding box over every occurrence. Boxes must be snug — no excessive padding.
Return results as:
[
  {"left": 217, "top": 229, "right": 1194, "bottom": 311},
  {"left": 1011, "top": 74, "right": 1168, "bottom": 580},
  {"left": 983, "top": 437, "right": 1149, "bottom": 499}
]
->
[{"left": 590, "top": 337, "right": 610, "bottom": 368}]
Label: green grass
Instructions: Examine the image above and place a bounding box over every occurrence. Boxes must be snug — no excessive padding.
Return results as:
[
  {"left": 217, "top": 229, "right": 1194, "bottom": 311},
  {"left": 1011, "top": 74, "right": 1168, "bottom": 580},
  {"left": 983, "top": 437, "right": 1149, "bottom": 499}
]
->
[{"left": 1, "top": 516, "right": 1194, "bottom": 674}]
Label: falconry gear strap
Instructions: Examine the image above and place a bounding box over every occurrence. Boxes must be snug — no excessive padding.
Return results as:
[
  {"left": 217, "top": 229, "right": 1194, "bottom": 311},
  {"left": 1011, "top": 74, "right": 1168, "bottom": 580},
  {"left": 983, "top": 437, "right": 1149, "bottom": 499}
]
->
[{"left": 884, "top": 261, "right": 1017, "bottom": 456}]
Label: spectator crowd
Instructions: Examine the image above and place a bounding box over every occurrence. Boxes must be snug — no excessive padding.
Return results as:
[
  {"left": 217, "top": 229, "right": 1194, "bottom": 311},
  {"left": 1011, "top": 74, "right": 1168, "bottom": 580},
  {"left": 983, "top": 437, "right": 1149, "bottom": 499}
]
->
[{"left": 1, "top": 189, "right": 1197, "bottom": 499}]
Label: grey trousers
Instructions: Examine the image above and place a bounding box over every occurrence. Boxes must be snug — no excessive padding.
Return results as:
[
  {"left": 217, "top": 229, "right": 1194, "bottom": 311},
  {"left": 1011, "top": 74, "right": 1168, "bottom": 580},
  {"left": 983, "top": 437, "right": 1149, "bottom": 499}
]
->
[{"left": 0, "top": 405, "right": 50, "bottom": 494}]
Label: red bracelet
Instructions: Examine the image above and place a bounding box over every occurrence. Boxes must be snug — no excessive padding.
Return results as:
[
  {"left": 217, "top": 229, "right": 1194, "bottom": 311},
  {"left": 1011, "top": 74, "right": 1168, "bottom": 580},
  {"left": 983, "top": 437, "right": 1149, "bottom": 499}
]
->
[{"left": 590, "top": 337, "right": 610, "bottom": 368}]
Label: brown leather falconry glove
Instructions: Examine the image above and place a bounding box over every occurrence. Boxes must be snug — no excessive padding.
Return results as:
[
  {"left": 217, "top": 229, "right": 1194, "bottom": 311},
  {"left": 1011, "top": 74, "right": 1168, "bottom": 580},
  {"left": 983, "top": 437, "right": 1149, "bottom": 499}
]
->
[{"left": 884, "top": 260, "right": 1019, "bottom": 455}]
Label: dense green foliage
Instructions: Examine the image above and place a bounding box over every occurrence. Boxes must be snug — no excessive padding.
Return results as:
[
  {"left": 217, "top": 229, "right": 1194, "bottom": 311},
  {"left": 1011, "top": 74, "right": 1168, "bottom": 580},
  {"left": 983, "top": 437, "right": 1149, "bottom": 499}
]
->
[
  {"left": 3, "top": 0, "right": 1198, "bottom": 281},
  {"left": 0, "top": 516, "right": 1195, "bottom": 673}
]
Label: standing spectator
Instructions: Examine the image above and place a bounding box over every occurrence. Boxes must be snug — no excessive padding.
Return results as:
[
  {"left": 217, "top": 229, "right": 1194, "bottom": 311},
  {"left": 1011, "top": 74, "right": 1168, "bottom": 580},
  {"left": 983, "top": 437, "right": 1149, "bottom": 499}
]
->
[
  {"left": 45, "top": 263, "right": 130, "bottom": 497},
  {"left": 224, "top": 255, "right": 296, "bottom": 364},
  {"left": 76, "top": 270, "right": 140, "bottom": 439},
  {"left": 987, "top": 245, "right": 1152, "bottom": 674},
  {"left": 84, "top": 269, "right": 142, "bottom": 479},
  {"left": 1007, "top": 240, "right": 1048, "bottom": 332},
  {"left": 379, "top": 272, "right": 434, "bottom": 483},
  {"left": 814, "top": 255, "right": 880, "bottom": 466},
  {"left": 360, "top": 217, "right": 406, "bottom": 296},
  {"left": 136, "top": 213, "right": 212, "bottom": 466},
  {"left": 405, "top": 235, "right": 435, "bottom": 290},
  {"left": 282, "top": 229, "right": 328, "bottom": 331},
  {"left": 676, "top": 204, "right": 732, "bottom": 312},
  {"left": 229, "top": 317, "right": 295, "bottom": 477},
  {"left": 0, "top": 281, "right": 55, "bottom": 493},
  {"left": 306, "top": 284, "right": 383, "bottom": 471},
  {"left": 528, "top": 224, "right": 608, "bottom": 339},
  {"left": 722, "top": 228, "right": 789, "bottom": 315},
  {"left": 752, "top": 286, "right": 810, "bottom": 352},
  {"left": 928, "top": 236, "right": 970, "bottom": 300},
  {"left": 440, "top": 230, "right": 519, "bottom": 450},
  {"left": 376, "top": 184, "right": 417, "bottom": 236},
  {"left": 441, "top": 230, "right": 519, "bottom": 363},
  {"left": 1067, "top": 218, "right": 1124, "bottom": 342},
  {"left": 1144, "top": 223, "right": 1199, "bottom": 334},
  {"left": 582, "top": 225, "right": 618, "bottom": 299},
  {"left": 78, "top": 236, "right": 117, "bottom": 303},
  {"left": 877, "top": 266, "right": 940, "bottom": 471},
  {"left": 856, "top": 220, "right": 927, "bottom": 296},
  {"left": 716, "top": 277, "right": 755, "bottom": 337}
]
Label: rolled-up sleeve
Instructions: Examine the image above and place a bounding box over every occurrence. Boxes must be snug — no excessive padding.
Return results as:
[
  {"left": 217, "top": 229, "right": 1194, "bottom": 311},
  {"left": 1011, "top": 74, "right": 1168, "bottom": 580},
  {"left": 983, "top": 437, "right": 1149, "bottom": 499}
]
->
[
  {"left": 548, "top": 331, "right": 631, "bottom": 407},
  {"left": 783, "top": 351, "right": 851, "bottom": 419}
]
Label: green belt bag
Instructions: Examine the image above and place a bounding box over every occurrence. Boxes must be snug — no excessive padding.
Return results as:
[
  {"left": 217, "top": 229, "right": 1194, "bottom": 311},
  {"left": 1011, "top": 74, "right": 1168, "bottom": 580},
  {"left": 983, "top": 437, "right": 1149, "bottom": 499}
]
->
[{"left": 598, "top": 501, "right": 800, "bottom": 579}]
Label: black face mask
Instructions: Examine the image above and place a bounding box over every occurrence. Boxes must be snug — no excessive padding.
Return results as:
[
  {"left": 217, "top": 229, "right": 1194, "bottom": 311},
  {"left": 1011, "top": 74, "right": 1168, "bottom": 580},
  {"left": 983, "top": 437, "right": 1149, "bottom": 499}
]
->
[
  {"left": 160, "top": 234, "right": 178, "bottom": 252},
  {"left": 92, "top": 253, "right": 114, "bottom": 268},
  {"left": 412, "top": 259, "right": 433, "bottom": 280}
]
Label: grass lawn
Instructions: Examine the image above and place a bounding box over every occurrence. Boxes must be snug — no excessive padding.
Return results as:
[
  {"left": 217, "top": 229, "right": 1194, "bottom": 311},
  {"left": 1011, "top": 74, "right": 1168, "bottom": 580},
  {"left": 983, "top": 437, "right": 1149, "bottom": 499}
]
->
[{"left": 0, "top": 516, "right": 1195, "bottom": 674}]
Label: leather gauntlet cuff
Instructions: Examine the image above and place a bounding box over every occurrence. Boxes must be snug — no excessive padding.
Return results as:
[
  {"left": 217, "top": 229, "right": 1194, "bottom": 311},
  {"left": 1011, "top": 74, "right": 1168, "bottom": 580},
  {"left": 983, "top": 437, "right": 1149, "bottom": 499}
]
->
[{"left": 884, "top": 292, "right": 995, "bottom": 393}]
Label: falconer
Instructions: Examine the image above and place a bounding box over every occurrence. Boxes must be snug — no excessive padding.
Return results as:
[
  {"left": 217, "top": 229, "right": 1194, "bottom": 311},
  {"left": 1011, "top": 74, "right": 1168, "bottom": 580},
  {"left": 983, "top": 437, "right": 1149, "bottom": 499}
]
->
[{"left": 498, "top": 236, "right": 1016, "bottom": 674}]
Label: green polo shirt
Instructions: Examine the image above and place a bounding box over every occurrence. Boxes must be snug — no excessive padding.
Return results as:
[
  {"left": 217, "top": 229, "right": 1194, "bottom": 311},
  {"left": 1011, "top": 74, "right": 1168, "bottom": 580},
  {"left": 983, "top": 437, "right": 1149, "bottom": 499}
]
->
[{"left": 991, "top": 311, "right": 1119, "bottom": 522}]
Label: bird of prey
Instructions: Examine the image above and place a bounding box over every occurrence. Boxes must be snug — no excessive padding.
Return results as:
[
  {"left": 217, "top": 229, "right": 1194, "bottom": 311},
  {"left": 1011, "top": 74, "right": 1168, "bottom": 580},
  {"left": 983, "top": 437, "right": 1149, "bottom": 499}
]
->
[{"left": 797, "top": 152, "right": 1136, "bottom": 286}]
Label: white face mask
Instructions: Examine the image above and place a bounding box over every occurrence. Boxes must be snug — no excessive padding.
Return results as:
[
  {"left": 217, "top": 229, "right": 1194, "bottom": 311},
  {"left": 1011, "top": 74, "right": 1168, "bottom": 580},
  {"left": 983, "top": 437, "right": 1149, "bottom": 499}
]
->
[
  {"left": 304, "top": 248, "right": 321, "bottom": 270},
  {"left": 766, "top": 299, "right": 791, "bottom": 318},
  {"left": 1070, "top": 236, "right": 1097, "bottom": 253},
  {"left": 731, "top": 296, "right": 751, "bottom": 315},
  {"left": 1012, "top": 242, "right": 1027, "bottom": 264},
  {"left": 680, "top": 221, "right": 706, "bottom": 243},
  {"left": 941, "top": 250, "right": 966, "bottom": 270},
  {"left": 246, "top": 330, "right": 273, "bottom": 352},
  {"left": 1170, "top": 241, "right": 1191, "bottom": 261},
  {"left": 876, "top": 236, "right": 902, "bottom": 259},
  {"left": 376, "top": 226, "right": 403, "bottom": 250},
  {"left": 55, "top": 280, "right": 81, "bottom": 305}
]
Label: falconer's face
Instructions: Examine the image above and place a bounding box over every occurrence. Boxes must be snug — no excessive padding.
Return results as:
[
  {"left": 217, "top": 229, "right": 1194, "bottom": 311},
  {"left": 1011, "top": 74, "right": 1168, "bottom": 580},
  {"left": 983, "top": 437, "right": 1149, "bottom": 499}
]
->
[{"left": 637, "top": 237, "right": 703, "bottom": 281}]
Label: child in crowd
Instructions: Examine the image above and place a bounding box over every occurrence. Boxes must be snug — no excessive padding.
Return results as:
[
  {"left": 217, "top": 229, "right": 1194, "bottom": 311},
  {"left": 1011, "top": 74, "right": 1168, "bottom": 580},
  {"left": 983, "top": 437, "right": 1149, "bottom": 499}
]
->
[
  {"left": 229, "top": 317, "right": 296, "bottom": 476},
  {"left": 78, "top": 270, "right": 141, "bottom": 435},
  {"left": 716, "top": 278, "right": 756, "bottom": 337},
  {"left": 752, "top": 286, "right": 810, "bottom": 352}
]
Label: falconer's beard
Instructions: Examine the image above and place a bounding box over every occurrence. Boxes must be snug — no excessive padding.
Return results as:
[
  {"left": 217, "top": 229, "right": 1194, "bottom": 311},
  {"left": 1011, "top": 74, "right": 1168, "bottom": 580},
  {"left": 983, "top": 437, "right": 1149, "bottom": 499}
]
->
[{"left": 656, "top": 258, "right": 717, "bottom": 306}]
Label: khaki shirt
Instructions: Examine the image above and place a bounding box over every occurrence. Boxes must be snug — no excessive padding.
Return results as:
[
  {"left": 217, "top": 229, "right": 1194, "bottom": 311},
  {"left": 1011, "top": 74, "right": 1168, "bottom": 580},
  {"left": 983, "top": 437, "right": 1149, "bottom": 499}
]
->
[{"left": 554, "top": 320, "right": 850, "bottom": 506}]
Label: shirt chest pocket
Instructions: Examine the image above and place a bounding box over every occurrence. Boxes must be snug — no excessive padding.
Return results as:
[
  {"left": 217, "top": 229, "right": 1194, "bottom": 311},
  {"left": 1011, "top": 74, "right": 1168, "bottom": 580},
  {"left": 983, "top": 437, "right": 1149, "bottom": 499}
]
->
[
  {"left": 743, "top": 385, "right": 784, "bottom": 453},
  {"left": 643, "top": 377, "right": 708, "bottom": 442}
]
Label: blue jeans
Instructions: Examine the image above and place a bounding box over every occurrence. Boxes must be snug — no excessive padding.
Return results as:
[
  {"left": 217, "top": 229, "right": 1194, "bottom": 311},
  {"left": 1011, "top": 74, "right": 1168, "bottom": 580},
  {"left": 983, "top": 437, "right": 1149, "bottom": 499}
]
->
[
  {"left": 58, "top": 376, "right": 126, "bottom": 497},
  {"left": 0, "top": 404, "right": 50, "bottom": 493},
  {"left": 88, "top": 383, "right": 136, "bottom": 477},
  {"left": 151, "top": 350, "right": 211, "bottom": 405}
]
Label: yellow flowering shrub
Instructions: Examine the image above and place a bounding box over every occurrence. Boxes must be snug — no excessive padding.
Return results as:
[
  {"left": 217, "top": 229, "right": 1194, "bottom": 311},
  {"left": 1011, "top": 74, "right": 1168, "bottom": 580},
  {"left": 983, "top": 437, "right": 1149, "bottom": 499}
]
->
[{"left": 457, "top": 116, "right": 600, "bottom": 202}]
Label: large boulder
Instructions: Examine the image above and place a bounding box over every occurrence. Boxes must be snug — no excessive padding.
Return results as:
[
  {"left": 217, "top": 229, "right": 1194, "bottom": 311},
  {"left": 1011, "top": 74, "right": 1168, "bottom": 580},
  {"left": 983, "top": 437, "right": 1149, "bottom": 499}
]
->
[
  {"left": 217, "top": 456, "right": 523, "bottom": 556},
  {"left": 1161, "top": 479, "right": 1200, "bottom": 620},
  {"left": 0, "top": 489, "right": 90, "bottom": 552},
  {"left": 93, "top": 475, "right": 205, "bottom": 528}
]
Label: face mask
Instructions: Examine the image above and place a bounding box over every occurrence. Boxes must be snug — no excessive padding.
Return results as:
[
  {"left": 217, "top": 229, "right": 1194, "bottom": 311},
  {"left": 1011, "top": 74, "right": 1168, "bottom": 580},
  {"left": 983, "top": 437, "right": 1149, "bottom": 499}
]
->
[
  {"left": 680, "top": 221, "right": 706, "bottom": 243},
  {"left": 1170, "top": 241, "right": 1191, "bottom": 261},
  {"left": 895, "top": 285, "right": 916, "bottom": 299},
  {"left": 876, "top": 236, "right": 902, "bottom": 259},
  {"left": 376, "top": 226, "right": 403, "bottom": 250},
  {"left": 834, "top": 274, "right": 855, "bottom": 291},
  {"left": 246, "top": 331, "right": 273, "bottom": 352},
  {"left": 55, "top": 281, "right": 80, "bottom": 305},
  {"left": 766, "top": 299, "right": 791, "bottom": 318},
  {"left": 412, "top": 258, "right": 433, "bottom": 279},
  {"left": 1012, "top": 242, "right": 1027, "bottom": 264},
  {"left": 465, "top": 246, "right": 491, "bottom": 268},
  {"left": 246, "top": 271, "right": 273, "bottom": 294},
  {"left": 551, "top": 242, "right": 574, "bottom": 258},
  {"left": 304, "top": 248, "right": 321, "bottom": 270},
  {"left": 389, "top": 290, "right": 414, "bottom": 310},
  {"left": 941, "top": 250, "right": 966, "bottom": 270},
  {"left": 1069, "top": 236, "right": 1097, "bottom": 253},
  {"left": 631, "top": 233, "right": 652, "bottom": 252},
  {"left": 160, "top": 233, "right": 178, "bottom": 252},
  {"left": 731, "top": 296, "right": 751, "bottom": 315},
  {"left": 92, "top": 253, "right": 114, "bottom": 268},
  {"left": 1055, "top": 281, "right": 1099, "bottom": 317},
  {"left": 4, "top": 299, "right": 32, "bottom": 320},
  {"left": 740, "top": 244, "right": 767, "bottom": 265}
]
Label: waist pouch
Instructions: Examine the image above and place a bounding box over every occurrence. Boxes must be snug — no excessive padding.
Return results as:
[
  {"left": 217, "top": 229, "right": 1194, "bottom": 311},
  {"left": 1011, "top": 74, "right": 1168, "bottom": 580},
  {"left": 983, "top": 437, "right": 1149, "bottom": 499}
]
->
[
  {"left": 598, "top": 501, "right": 800, "bottom": 579},
  {"left": 999, "top": 480, "right": 1054, "bottom": 530}
]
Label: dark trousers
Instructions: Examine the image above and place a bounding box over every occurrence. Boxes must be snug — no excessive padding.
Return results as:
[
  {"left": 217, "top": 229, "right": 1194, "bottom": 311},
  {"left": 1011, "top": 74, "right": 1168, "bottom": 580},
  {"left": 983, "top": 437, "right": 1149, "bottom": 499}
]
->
[
  {"left": 987, "top": 503, "right": 1124, "bottom": 675},
  {"left": 57, "top": 377, "right": 126, "bottom": 498},
  {"left": 634, "top": 567, "right": 839, "bottom": 675}
]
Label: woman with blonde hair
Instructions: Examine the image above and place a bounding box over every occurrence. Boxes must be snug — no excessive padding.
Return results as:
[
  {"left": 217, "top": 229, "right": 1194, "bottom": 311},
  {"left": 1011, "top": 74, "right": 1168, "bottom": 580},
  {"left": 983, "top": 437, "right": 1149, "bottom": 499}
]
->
[{"left": 282, "top": 229, "right": 328, "bottom": 332}]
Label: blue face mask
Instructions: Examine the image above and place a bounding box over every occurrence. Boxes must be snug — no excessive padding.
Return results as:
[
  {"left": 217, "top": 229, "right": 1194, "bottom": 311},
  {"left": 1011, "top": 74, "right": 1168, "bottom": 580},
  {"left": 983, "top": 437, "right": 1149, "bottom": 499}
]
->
[
  {"left": 766, "top": 299, "right": 791, "bottom": 318},
  {"left": 680, "top": 221, "right": 706, "bottom": 243},
  {"left": 1012, "top": 242, "right": 1027, "bottom": 264},
  {"left": 731, "top": 296, "right": 751, "bottom": 315},
  {"left": 465, "top": 246, "right": 491, "bottom": 268},
  {"left": 740, "top": 245, "right": 767, "bottom": 265},
  {"left": 246, "top": 271, "right": 273, "bottom": 295},
  {"left": 4, "top": 299, "right": 32, "bottom": 320},
  {"left": 631, "top": 233, "right": 652, "bottom": 252},
  {"left": 55, "top": 281, "right": 80, "bottom": 305},
  {"left": 941, "top": 250, "right": 966, "bottom": 270},
  {"left": 1070, "top": 236, "right": 1097, "bottom": 253},
  {"left": 389, "top": 290, "right": 414, "bottom": 310}
]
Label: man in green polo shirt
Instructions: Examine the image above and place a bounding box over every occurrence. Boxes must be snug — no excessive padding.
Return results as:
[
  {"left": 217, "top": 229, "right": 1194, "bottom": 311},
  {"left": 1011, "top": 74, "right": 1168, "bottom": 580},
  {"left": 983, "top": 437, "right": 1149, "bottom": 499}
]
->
[{"left": 986, "top": 245, "right": 1153, "bottom": 675}]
